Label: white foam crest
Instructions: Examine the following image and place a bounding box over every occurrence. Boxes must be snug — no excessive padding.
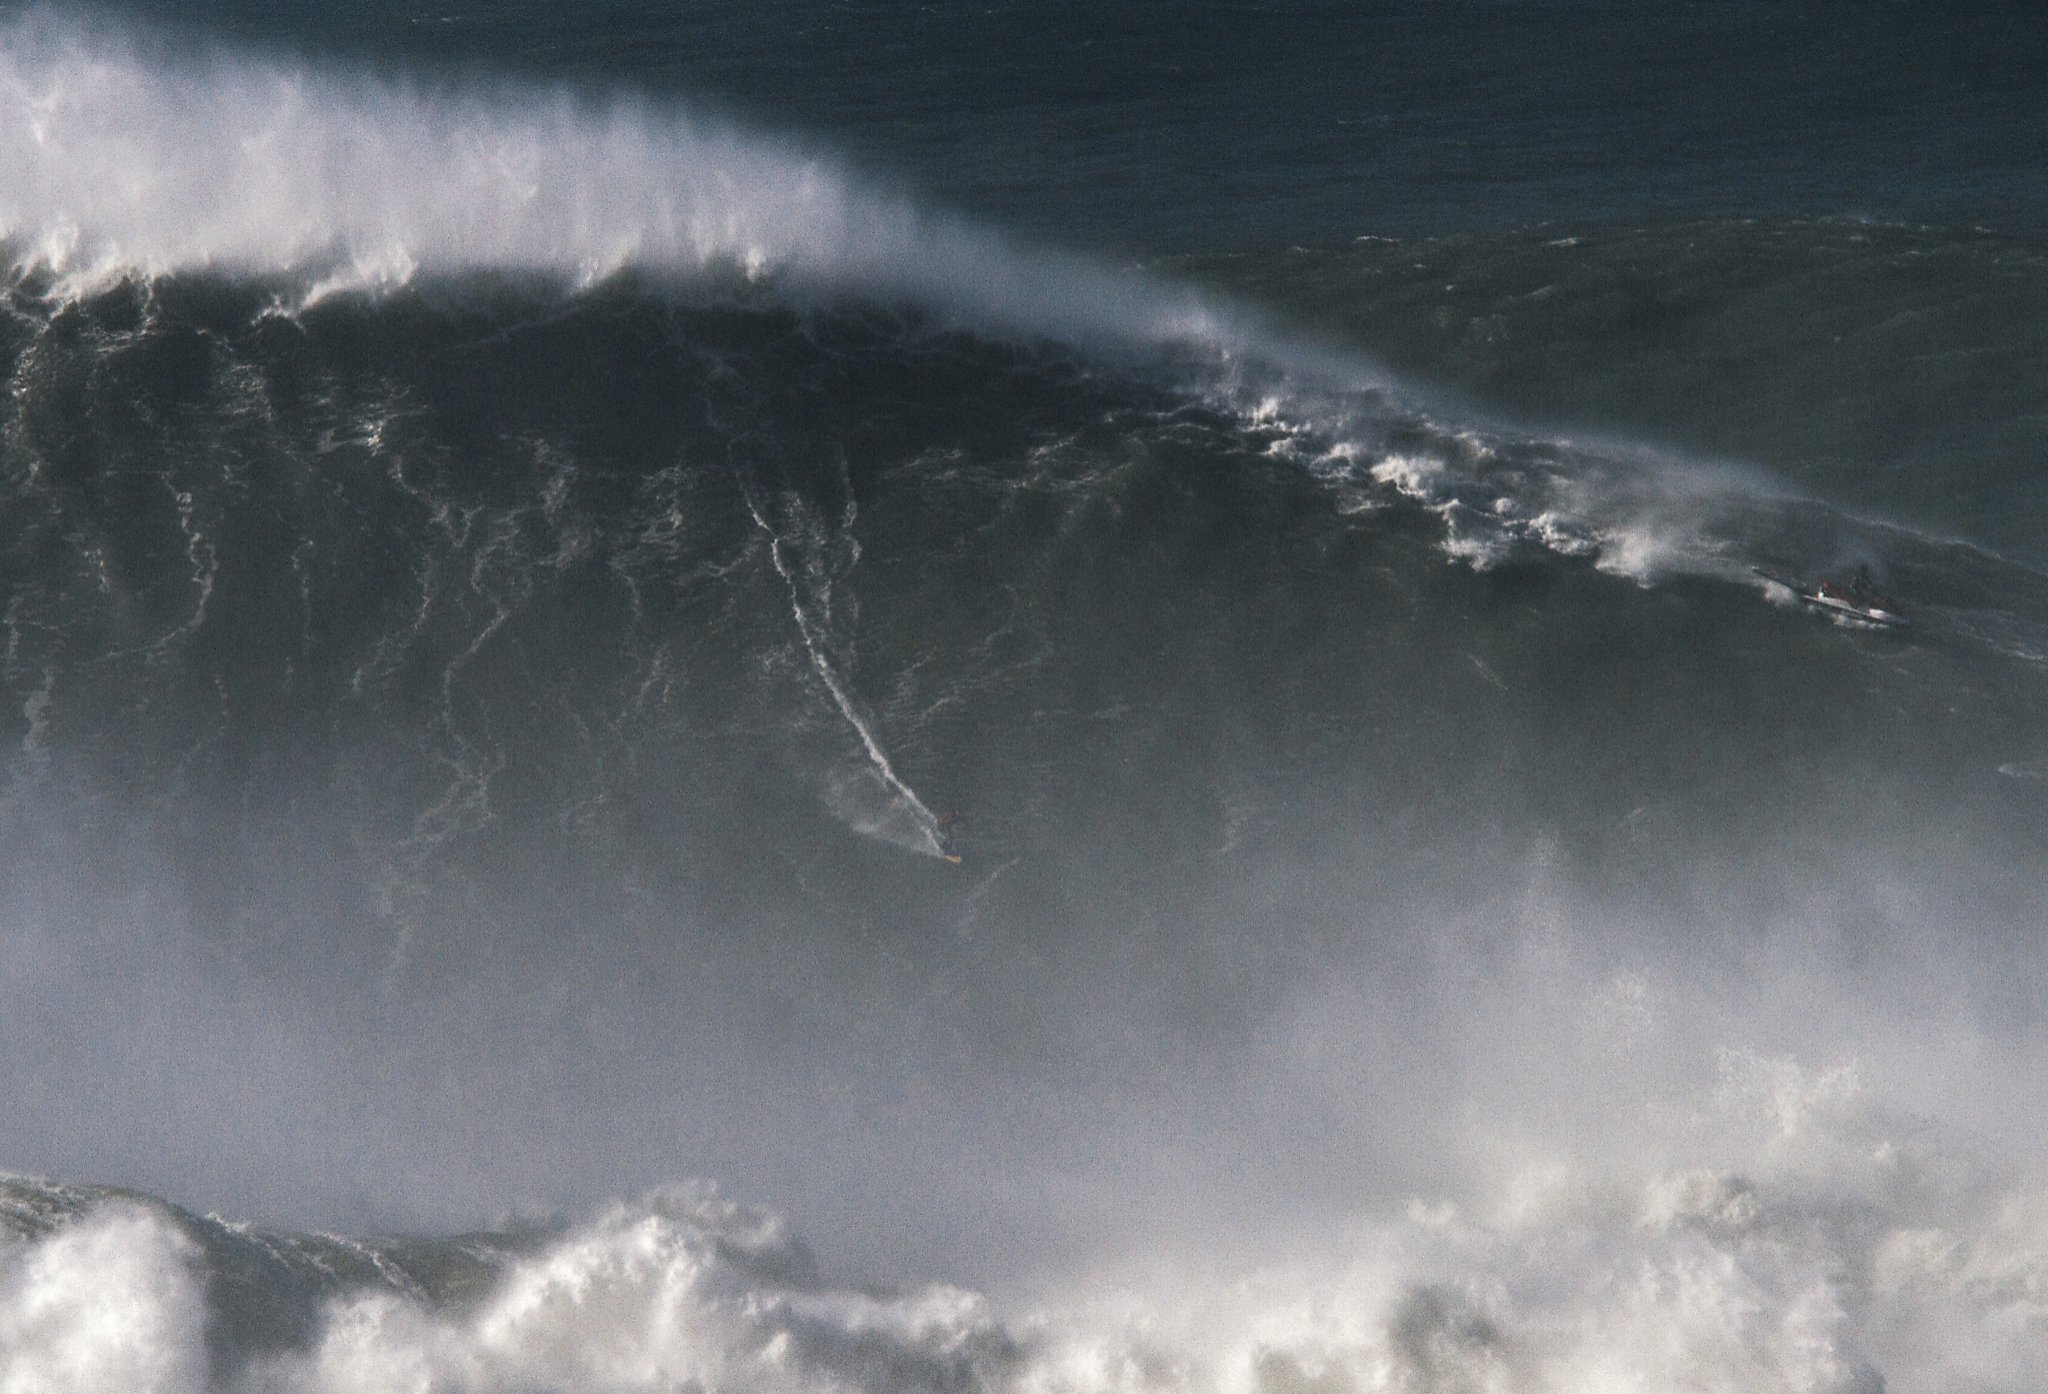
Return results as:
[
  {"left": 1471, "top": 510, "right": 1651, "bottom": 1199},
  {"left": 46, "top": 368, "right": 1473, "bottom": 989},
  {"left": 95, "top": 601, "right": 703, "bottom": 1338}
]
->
[
  {"left": 1012, "top": 1053, "right": 2047, "bottom": 1394},
  {"left": 1368, "top": 453, "right": 1450, "bottom": 502},
  {"left": 0, "top": 1202, "right": 209, "bottom": 1394},
  {"left": 0, "top": 12, "right": 1223, "bottom": 351},
  {"left": 1336, "top": 411, "right": 1762, "bottom": 582},
  {"left": 16, "top": 1071, "right": 2048, "bottom": 1394},
  {"left": 260, "top": 1185, "right": 1008, "bottom": 1394}
]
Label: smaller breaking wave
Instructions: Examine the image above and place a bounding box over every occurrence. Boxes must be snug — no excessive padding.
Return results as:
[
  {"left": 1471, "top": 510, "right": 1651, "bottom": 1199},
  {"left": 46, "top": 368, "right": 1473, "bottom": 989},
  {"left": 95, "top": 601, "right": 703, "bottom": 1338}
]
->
[
  {"left": 9, "top": 1043, "right": 2048, "bottom": 1393},
  {"left": 1207, "top": 374, "right": 1798, "bottom": 590}
]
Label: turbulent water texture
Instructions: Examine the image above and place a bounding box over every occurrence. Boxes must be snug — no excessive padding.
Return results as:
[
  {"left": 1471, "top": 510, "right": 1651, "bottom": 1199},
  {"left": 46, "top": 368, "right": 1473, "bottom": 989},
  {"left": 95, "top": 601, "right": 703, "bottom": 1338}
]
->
[
  {"left": 4, "top": 4, "right": 2048, "bottom": 1392},
  {"left": 11, "top": 1075, "right": 2048, "bottom": 1394}
]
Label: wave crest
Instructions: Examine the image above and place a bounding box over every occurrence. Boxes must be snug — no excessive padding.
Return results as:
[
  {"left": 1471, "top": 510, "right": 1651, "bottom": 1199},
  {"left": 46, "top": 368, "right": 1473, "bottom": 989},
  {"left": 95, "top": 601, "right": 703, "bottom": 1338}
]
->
[
  {"left": 20, "top": 1045, "right": 2048, "bottom": 1394},
  {"left": 0, "top": 10, "right": 1219, "bottom": 350}
]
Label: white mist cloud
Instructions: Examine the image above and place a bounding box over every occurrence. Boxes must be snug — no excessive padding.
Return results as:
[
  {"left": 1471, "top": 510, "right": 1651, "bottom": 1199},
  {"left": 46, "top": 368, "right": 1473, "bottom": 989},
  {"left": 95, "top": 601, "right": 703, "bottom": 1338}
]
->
[
  {"left": 0, "top": 9, "right": 1223, "bottom": 349},
  {"left": 0, "top": 1203, "right": 209, "bottom": 1394}
]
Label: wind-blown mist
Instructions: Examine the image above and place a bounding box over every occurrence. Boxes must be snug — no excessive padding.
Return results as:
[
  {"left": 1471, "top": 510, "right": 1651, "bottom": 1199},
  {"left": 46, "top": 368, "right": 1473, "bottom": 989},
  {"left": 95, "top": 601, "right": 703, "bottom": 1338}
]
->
[
  {"left": 0, "top": 11, "right": 1220, "bottom": 345},
  {"left": 3, "top": 7, "right": 2047, "bottom": 1393}
]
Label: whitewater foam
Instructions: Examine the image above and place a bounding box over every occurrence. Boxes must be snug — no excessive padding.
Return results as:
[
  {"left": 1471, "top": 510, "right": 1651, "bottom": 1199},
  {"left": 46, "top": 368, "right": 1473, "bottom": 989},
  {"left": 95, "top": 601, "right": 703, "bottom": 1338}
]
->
[
  {"left": 0, "top": 1202, "right": 209, "bottom": 1394},
  {"left": 0, "top": 11, "right": 1222, "bottom": 353},
  {"left": 12, "top": 1042, "right": 2048, "bottom": 1392}
]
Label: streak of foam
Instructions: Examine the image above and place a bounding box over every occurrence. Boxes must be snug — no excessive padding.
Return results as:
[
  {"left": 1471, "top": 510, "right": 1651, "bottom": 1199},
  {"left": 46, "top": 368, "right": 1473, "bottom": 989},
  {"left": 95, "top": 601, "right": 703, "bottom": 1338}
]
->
[
  {"left": 742, "top": 483, "right": 948, "bottom": 860},
  {"left": 141, "top": 483, "right": 219, "bottom": 666},
  {"left": 7, "top": 668, "right": 55, "bottom": 798}
]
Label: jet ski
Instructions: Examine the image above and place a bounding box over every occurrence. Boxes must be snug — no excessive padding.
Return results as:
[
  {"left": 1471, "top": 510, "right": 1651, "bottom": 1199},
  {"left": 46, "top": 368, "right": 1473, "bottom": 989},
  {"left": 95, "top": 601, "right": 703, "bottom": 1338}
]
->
[{"left": 1752, "top": 565, "right": 1908, "bottom": 628}]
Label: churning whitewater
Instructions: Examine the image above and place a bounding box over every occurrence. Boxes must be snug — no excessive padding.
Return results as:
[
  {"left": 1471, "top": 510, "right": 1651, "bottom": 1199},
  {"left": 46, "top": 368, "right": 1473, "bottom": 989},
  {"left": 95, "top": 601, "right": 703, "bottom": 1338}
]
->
[
  {"left": 4, "top": 6, "right": 2048, "bottom": 1393},
  {"left": 10, "top": 1046, "right": 2048, "bottom": 1394}
]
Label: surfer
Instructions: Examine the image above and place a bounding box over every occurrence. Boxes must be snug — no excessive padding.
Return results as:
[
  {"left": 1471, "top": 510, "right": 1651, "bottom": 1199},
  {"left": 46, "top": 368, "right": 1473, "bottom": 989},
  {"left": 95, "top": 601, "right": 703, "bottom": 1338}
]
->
[
  {"left": 1752, "top": 562, "right": 1908, "bottom": 628},
  {"left": 1830, "top": 563, "right": 1877, "bottom": 604},
  {"left": 935, "top": 810, "right": 963, "bottom": 865},
  {"left": 1817, "top": 564, "right": 1903, "bottom": 621}
]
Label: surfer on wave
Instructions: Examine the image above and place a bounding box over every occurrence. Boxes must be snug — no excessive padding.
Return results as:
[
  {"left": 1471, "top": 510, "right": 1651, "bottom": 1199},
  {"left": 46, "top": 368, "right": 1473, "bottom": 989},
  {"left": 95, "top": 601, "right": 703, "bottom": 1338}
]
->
[{"left": 1754, "top": 561, "right": 1907, "bottom": 628}]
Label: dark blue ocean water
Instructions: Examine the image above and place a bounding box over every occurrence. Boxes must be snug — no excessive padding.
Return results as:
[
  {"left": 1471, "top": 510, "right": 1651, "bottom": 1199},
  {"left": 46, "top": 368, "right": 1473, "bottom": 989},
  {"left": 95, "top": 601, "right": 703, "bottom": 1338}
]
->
[{"left": 101, "top": 0, "right": 2048, "bottom": 249}]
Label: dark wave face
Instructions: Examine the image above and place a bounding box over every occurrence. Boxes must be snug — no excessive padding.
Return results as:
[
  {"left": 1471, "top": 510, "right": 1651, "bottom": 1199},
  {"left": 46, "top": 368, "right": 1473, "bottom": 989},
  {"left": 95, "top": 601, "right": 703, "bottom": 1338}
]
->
[{"left": 4, "top": 7, "right": 2048, "bottom": 1393}]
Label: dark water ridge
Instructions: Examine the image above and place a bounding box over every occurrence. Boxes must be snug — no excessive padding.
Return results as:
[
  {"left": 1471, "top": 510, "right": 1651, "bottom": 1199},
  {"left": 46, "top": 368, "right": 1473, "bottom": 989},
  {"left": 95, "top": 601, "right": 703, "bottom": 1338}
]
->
[
  {"left": 2, "top": 263, "right": 2043, "bottom": 1253},
  {"left": 4, "top": 260, "right": 2041, "bottom": 936}
]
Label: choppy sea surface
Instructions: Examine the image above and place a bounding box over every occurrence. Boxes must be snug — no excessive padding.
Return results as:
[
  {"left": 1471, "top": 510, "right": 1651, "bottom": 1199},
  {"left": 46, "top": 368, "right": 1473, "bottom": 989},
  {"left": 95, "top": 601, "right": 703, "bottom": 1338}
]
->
[{"left": 4, "top": 4, "right": 2048, "bottom": 1390}]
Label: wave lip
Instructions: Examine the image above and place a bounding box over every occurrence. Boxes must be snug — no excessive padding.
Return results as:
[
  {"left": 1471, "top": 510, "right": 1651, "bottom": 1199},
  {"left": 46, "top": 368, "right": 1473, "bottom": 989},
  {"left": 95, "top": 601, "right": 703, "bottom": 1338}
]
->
[
  {"left": 0, "top": 14, "right": 889, "bottom": 289},
  {"left": 0, "top": 11, "right": 1224, "bottom": 353}
]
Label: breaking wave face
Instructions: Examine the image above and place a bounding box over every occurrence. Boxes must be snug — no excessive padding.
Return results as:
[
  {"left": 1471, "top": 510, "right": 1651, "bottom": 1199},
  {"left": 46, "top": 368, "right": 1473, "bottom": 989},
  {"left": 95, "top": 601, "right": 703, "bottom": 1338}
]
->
[
  {"left": 9, "top": 1061, "right": 2048, "bottom": 1394},
  {"left": 0, "top": 11, "right": 1984, "bottom": 595},
  {"left": 4, "top": 9, "right": 2048, "bottom": 1393}
]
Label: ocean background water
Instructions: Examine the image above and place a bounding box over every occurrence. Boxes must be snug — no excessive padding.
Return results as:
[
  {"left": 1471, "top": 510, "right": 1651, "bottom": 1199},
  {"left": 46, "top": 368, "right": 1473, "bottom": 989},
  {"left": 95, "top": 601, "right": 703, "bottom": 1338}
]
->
[{"left": 3, "top": 3, "right": 2048, "bottom": 1391}]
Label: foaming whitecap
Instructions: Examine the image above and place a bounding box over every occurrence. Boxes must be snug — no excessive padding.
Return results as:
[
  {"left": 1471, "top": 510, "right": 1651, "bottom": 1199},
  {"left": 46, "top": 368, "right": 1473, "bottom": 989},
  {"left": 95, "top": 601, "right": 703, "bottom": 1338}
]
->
[
  {"left": 0, "top": 11, "right": 1221, "bottom": 353},
  {"left": 13, "top": 1049, "right": 2048, "bottom": 1394},
  {"left": 0, "top": 1202, "right": 209, "bottom": 1394}
]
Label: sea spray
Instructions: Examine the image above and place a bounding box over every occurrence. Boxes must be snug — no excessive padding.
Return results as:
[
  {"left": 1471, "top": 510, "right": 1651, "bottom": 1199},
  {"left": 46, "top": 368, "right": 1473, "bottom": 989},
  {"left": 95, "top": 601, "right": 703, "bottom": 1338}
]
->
[
  {"left": 0, "top": 10, "right": 1222, "bottom": 352},
  {"left": 18, "top": 1044, "right": 2048, "bottom": 1392}
]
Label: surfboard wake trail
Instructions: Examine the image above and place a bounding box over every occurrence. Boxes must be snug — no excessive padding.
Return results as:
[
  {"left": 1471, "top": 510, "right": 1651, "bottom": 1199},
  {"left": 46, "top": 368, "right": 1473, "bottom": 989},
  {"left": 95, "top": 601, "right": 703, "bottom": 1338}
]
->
[{"left": 739, "top": 464, "right": 947, "bottom": 860}]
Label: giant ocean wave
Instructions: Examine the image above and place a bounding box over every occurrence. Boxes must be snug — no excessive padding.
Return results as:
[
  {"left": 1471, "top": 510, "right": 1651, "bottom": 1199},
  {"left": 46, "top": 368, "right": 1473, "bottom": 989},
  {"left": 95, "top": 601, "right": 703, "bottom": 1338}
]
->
[{"left": 4, "top": 10, "right": 2048, "bottom": 1393}]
